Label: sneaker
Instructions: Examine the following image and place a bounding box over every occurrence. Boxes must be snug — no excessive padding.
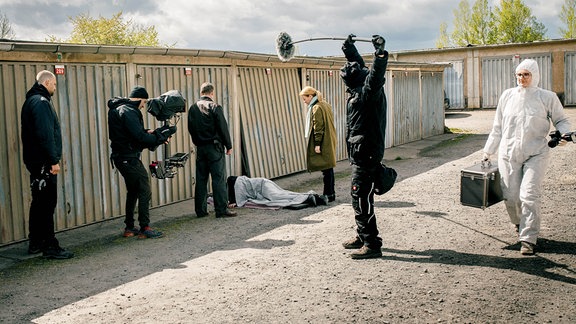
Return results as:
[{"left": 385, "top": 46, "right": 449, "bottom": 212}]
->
[
  {"left": 138, "top": 226, "right": 163, "bottom": 239},
  {"left": 123, "top": 227, "right": 140, "bottom": 237},
  {"left": 342, "top": 237, "right": 363, "bottom": 249},
  {"left": 520, "top": 241, "right": 535, "bottom": 255},
  {"left": 350, "top": 246, "right": 382, "bottom": 259},
  {"left": 43, "top": 247, "right": 74, "bottom": 259}
]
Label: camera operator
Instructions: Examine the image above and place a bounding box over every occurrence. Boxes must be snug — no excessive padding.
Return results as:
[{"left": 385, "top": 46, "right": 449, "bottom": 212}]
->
[
  {"left": 482, "top": 59, "right": 571, "bottom": 255},
  {"left": 108, "top": 86, "right": 176, "bottom": 239}
]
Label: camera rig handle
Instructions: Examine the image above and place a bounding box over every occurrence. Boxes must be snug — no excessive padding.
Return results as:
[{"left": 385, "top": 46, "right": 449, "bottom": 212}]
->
[{"left": 149, "top": 120, "right": 190, "bottom": 179}]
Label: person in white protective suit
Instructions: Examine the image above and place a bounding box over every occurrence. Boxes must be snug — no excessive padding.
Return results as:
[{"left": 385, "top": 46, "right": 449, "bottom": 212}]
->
[{"left": 482, "top": 58, "right": 571, "bottom": 255}]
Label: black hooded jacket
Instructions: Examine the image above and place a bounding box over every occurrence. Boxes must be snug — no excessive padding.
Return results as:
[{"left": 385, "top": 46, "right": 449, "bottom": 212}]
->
[
  {"left": 21, "top": 82, "right": 62, "bottom": 170},
  {"left": 187, "top": 96, "right": 232, "bottom": 149},
  {"left": 107, "top": 97, "right": 168, "bottom": 157},
  {"left": 341, "top": 42, "right": 389, "bottom": 166}
]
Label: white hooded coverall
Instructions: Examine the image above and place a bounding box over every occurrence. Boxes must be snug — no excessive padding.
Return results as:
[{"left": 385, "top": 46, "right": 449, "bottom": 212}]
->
[{"left": 483, "top": 59, "right": 571, "bottom": 245}]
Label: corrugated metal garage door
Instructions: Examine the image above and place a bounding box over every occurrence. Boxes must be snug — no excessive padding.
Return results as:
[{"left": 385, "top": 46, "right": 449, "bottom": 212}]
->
[
  {"left": 565, "top": 52, "right": 576, "bottom": 106},
  {"left": 0, "top": 62, "right": 128, "bottom": 242},
  {"left": 444, "top": 60, "right": 465, "bottom": 109},
  {"left": 482, "top": 54, "right": 552, "bottom": 108},
  {"left": 236, "top": 67, "right": 306, "bottom": 179}
]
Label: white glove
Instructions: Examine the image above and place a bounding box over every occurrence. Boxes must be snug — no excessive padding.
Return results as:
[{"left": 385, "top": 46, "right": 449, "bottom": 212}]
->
[
  {"left": 482, "top": 152, "right": 491, "bottom": 162},
  {"left": 558, "top": 139, "right": 568, "bottom": 146}
]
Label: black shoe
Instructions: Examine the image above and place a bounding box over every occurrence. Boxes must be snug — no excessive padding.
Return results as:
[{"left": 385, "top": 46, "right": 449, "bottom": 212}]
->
[
  {"left": 305, "top": 194, "right": 317, "bottom": 207},
  {"left": 350, "top": 246, "right": 382, "bottom": 259},
  {"left": 43, "top": 247, "right": 74, "bottom": 259},
  {"left": 326, "top": 194, "right": 336, "bottom": 202},
  {"left": 28, "top": 243, "right": 42, "bottom": 254},
  {"left": 315, "top": 194, "right": 328, "bottom": 206},
  {"left": 342, "top": 237, "right": 363, "bottom": 249},
  {"left": 216, "top": 210, "right": 237, "bottom": 218}
]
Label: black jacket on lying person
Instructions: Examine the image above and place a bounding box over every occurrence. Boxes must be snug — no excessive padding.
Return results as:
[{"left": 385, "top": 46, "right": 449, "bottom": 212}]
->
[{"left": 107, "top": 97, "right": 175, "bottom": 157}]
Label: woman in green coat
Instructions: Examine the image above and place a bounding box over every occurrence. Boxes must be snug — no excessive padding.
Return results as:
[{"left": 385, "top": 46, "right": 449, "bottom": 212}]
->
[{"left": 299, "top": 86, "right": 337, "bottom": 202}]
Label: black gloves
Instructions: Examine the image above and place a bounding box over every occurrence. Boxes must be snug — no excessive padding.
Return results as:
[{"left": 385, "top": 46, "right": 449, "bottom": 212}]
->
[
  {"left": 372, "top": 35, "right": 386, "bottom": 55},
  {"left": 159, "top": 124, "right": 177, "bottom": 136},
  {"left": 154, "top": 124, "right": 177, "bottom": 143},
  {"left": 344, "top": 33, "right": 356, "bottom": 46}
]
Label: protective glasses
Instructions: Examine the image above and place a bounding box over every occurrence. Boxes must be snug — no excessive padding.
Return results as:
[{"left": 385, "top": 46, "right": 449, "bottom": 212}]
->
[{"left": 516, "top": 72, "right": 531, "bottom": 78}]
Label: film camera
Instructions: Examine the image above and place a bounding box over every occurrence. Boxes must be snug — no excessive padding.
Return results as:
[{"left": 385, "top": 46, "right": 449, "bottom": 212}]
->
[
  {"left": 147, "top": 90, "right": 190, "bottom": 179},
  {"left": 548, "top": 130, "right": 576, "bottom": 148}
]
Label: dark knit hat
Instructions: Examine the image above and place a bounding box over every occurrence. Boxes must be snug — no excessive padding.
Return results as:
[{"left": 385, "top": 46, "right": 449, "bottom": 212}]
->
[{"left": 129, "top": 86, "right": 149, "bottom": 99}]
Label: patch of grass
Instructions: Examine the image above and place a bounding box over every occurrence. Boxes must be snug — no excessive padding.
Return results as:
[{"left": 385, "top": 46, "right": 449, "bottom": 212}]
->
[
  {"left": 155, "top": 214, "right": 196, "bottom": 233},
  {"left": 448, "top": 127, "right": 473, "bottom": 134},
  {"left": 420, "top": 133, "right": 472, "bottom": 155}
]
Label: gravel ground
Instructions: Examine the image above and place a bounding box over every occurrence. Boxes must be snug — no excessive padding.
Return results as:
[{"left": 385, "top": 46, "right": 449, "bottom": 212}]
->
[{"left": 1, "top": 108, "right": 575, "bottom": 324}]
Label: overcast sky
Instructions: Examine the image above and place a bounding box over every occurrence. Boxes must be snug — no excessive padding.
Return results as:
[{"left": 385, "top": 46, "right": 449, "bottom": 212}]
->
[{"left": 0, "top": 0, "right": 567, "bottom": 57}]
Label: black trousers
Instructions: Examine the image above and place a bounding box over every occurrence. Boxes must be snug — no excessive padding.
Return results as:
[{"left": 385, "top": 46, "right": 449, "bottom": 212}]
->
[
  {"left": 350, "top": 163, "right": 382, "bottom": 249},
  {"left": 114, "top": 157, "right": 151, "bottom": 228},
  {"left": 322, "top": 168, "right": 335, "bottom": 196},
  {"left": 28, "top": 169, "right": 59, "bottom": 250},
  {"left": 195, "top": 143, "right": 228, "bottom": 216}
]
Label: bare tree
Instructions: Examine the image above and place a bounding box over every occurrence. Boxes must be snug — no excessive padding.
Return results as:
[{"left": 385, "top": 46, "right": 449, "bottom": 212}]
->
[{"left": 0, "top": 12, "right": 15, "bottom": 39}]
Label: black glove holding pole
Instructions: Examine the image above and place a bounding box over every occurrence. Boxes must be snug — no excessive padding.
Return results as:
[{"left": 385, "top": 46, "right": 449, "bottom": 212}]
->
[
  {"left": 372, "top": 35, "right": 386, "bottom": 56},
  {"left": 342, "top": 33, "right": 356, "bottom": 51},
  {"left": 345, "top": 33, "right": 356, "bottom": 45}
]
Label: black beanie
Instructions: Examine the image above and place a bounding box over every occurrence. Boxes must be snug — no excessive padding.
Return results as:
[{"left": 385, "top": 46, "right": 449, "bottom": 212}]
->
[{"left": 129, "top": 86, "right": 149, "bottom": 99}]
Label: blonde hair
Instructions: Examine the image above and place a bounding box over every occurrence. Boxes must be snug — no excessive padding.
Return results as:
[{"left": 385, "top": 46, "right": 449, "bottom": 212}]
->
[{"left": 299, "top": 86, "right": 324, "bottom": 102}]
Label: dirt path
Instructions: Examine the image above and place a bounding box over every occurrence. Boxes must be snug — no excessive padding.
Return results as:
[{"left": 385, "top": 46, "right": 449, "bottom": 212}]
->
[{"left": 1, "top": 109, "right": 575, "bottom": 323}]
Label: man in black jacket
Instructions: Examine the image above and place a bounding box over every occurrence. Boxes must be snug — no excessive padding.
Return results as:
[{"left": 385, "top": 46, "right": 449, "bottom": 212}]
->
[
  {"left": 108, "top": 86, "right": 176, "bottom": 238},
  {"left": 340, "top": 34, "right": 389, "bottom": 259},
  {"left": 21, "top": 70, "right": 73, "bottom": 259},
  {"left": 188, "top": 82, "right": 236, "bottom": 218}
]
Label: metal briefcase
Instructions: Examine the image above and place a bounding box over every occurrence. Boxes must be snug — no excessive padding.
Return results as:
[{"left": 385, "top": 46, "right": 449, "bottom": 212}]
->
[{"left": 460, "top": 161, "right": 503, "bottom": 209}]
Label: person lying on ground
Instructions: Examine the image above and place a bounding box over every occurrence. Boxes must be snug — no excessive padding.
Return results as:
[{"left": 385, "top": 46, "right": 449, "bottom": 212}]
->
[{"left": 226, "top": 176, "right": 328, "bottom": 209}]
